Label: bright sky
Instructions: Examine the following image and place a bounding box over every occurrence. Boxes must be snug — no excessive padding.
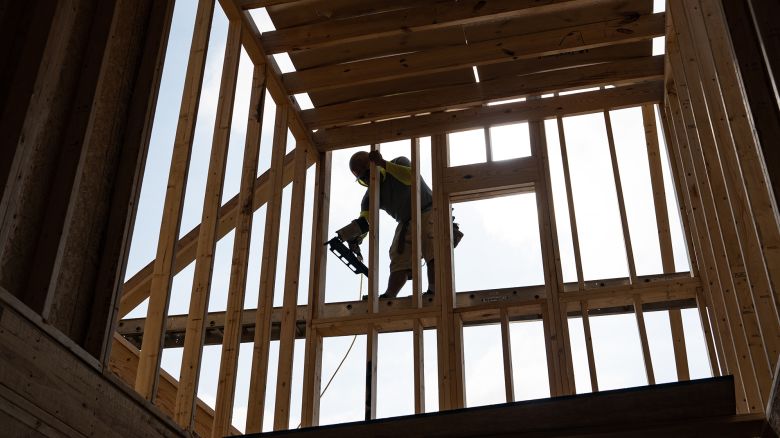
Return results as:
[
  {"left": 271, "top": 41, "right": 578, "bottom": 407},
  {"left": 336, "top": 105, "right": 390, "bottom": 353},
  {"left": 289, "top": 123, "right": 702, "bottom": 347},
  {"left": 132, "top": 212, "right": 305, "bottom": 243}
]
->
[{"left": 122, "top": 0, "right": 711, "bottom": 433}]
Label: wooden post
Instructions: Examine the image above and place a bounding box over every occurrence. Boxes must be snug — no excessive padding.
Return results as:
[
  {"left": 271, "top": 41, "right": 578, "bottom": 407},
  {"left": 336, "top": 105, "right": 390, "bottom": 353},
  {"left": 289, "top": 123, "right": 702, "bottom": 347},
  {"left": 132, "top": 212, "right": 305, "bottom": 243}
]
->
[
  {"left": 300, "top": 151, "right": 331, "bottom": 427},
  {"left": 666, "top": 82, "right": 751, "bottom": 409},
  {"left": 134, "top": 0, "right": 215, "bottom": 401},
  {"left": 274, "top": 129, "right": 309, "bottom": 430},
  {"left": 662, "top": 97, "right": 721, "bottom": 377},
  {"left": 633, "top": 294, "right": 655, "bottom": 385},
  {"left": 603, "top": 110, "right": 637, "bottom": 283},
  {"left": 432, "top": 133, "right": 465, "bottom": 410},
  {"left": 174, "top": 19, "right": 242, "bottom": 430},
  {"left": 365, "top": 143, "right": 380, "bottom": 420},
  {"left": 246, "top": 105, "right": 288, "bottom": 433},
  {"left": 666, "top": 22, "right": 758, "bottom": 411},
  {"left": 556, "top": 117, "right": 585, "bottom": 290},
  {"left": 580, "top": 300, "right": 599, "bottom": 392},
  {"left": 500, "top": 307, "right": 515, "bottom": 402},
  {"left": 642, "top": 103, "right": 690, "bottom": 382},
  {"left": 696, "top": 0, "right": 780, "bottom": 365},
  {"left": 484, "top": 127, "right": 493, "bottom": 163},
  {"left": 211, "top": 63, "right": 267, "bottom": 438},
  {"left": 670, "top": 2, "right": 771, "bottom": 407},
  {"left": 411, "top": 137, "right": 426, "bottom": 413},
  {"left": 679, "top": 0, "right": 780, "bottom": 380},
  {"left": 531, "top": 119, "right": 575, "bottom": 396}
]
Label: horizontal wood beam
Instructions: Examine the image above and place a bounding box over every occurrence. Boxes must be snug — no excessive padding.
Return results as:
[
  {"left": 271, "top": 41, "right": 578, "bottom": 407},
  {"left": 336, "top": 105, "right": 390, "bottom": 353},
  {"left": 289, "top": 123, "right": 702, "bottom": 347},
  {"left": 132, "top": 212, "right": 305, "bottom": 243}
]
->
[
  {"left": 119, "top": 149, "right": 314, "bottom": 318},
  {"left": 282, "top": 12, "right": 664, "bottom": 94},
  {"left": 236, "top": 0, "right": 301, "bottom": 9},
  {"left": 302, "top": 55, "right": 663, "bottom": 130},
  {"left": 311, "top": 42, "right": 650, "bottom": 108},
  {"left": 314, "top": 81, "right": 664, "bottom": 150},
  {"left": 443, "top": 156, "right": 537, "bottom": 199},
  {"left": 285, "top": 0, "right": 650, "bottom": 72},
  {"left": 263, "top": 0, "right": 610, "bottom": 54},
  {"left": 118, "top": 273, "right": 698, "bottom": 344}
]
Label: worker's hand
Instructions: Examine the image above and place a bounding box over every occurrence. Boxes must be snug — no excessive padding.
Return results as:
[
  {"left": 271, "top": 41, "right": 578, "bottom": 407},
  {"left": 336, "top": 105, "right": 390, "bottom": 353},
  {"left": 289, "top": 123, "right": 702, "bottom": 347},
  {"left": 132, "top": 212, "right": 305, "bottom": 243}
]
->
[{"left": 368, "top": 150, "right": 386, "bottom": 168}]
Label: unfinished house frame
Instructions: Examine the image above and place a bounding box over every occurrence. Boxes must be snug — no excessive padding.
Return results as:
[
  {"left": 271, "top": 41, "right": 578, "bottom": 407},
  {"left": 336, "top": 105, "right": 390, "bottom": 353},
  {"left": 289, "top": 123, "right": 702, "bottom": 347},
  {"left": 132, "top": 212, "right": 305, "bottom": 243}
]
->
[{"left": 2, "top": 0, "right": 779, "bottom": 437}]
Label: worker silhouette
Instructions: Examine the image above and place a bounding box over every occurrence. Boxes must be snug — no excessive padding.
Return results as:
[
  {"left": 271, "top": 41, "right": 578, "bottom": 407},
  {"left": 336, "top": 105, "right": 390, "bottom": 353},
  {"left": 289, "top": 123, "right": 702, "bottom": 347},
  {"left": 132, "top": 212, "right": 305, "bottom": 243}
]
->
[{"left": 343, "top": 150, "right": 463, "bottom": 299}]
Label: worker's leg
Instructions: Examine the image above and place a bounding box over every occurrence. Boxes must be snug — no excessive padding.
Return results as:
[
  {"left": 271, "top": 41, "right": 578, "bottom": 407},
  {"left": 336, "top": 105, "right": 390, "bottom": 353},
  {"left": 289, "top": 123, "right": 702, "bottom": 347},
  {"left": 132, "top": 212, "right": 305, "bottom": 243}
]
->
[
  {"left": 426, "top": 259, "right": 435, "bottom": 294},
  {"left": 386, "top": 221, "right": 411, "bottom": 298},
  {"left": 384, "top": 270, "right": 411, "bottom": 297}
]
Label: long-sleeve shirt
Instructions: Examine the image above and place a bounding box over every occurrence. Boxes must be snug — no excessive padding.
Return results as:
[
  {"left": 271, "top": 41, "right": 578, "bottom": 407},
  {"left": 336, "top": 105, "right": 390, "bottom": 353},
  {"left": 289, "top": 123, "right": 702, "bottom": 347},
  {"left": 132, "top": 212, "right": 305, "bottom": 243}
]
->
[{"left": 359, "top": 156, "right": 433, "bottom": 224}]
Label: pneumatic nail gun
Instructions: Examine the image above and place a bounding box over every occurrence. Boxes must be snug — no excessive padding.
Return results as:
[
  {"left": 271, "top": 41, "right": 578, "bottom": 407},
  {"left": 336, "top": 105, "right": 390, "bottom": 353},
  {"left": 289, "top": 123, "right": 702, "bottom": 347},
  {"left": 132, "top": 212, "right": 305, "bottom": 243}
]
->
[{"left": 325, "top": 217, "right": 369, "bottom": 275}]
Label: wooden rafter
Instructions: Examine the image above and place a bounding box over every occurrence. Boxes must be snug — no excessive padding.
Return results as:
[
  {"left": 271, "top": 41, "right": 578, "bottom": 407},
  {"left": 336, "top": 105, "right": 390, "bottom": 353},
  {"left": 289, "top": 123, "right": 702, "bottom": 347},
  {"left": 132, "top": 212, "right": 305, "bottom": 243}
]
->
[
  {"left": 302, "top": 56, "right": 664, "bottom": 130},
  {"left": 262, "top": 0, "right": 622, "bottom": 54},
  {"left": 282, "top": 13, "right": 664, "bottom": 94}
]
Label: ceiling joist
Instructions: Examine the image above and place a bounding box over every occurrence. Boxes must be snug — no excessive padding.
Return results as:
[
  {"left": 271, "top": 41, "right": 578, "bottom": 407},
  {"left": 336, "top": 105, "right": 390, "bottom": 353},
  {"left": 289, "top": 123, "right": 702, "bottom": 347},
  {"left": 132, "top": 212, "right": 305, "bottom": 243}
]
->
[
  {"left": 302, "top": 55, "right": 664, "bottom": 129},
  {"left": 312, "top": 42, "right": 651, "bottom": 107},
  {"left": 261, "top": 0, "right": 609, "bottom": 54},
  {"left": 282, "top": 12, "right": 664, "bottom": 94},
  {"left": 313, "top": 81, "right": 664, "bottom": 150},
  {"left": 285, "top": 0, "right": 651, "bottom": 71}
]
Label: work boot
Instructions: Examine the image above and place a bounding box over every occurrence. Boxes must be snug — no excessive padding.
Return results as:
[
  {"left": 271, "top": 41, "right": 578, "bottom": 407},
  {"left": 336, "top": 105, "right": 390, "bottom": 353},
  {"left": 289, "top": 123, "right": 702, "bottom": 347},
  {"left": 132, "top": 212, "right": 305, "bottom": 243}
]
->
[
  {"left": 453, "top": 222, "right": 464, "bottom": 248},
  {"left": 362, "top": 292, "right": 396, "bottom": 300}
]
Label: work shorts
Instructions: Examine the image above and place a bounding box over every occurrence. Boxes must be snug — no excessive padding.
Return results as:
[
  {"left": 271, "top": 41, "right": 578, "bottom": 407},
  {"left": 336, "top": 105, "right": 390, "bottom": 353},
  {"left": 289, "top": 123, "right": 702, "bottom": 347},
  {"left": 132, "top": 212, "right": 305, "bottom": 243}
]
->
[{"left": 389, "top": 209, "right": 435, "bottom": 273}]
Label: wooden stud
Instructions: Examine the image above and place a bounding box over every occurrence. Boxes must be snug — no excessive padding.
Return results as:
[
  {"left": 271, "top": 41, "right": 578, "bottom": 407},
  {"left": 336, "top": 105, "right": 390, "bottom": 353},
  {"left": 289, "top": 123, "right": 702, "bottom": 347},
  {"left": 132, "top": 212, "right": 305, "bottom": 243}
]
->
[
  {"left": 657, "top": 103, "right": 699, "bottom": 277},
  {"left": 364, "top": 143, "right": 381, "bottom": 420},
  {"left": 696, "top": 0, "right": 780, "bottom": 357},
  {"left": 368, "top": 143, "right": 381, "bottom": 312},
  {"left": 432, "top": 133, "right": 465, "bottom": 410},
  {"left": 531, "top": 117, "right": 575, "bottom": 396},
  {"left": 365, "top": 325, "right": 378, "bottom": 421},
  {"left": 410, "top": 137, "right": 426, "bottom": 414},
  {"left": 670, "top": 3, "right": 772, "bottom": 407},
  {"left": 118, "top": 148, "right": 315, "bottom": 318},
  {"left": 662, "top": 91, "right": 720, "bottom": 377},
  {"left": 642, "top": 103, "right": 692, "bottom": 383},
  {"left": 666, "top": 24, "right": 757, "bottom": 411},
  {"left": 211, "top": 63, "right": 267, "bottom": 438},
  {"left": 642, "top": 104, "right": 675, "bottom": 274},
  {"left": 273, "top": 131, "right": 309, "bottom": 430},
  {"left": 134, "top": 0, "right": 215, "bottom": 401},
  {"left": 556, "top": 117, "right": 585, "bottom": 290},
  {"left": 669, "top": 309, "right": 690, "bottom": 381},
  {"left": 580, "top": 300, "right": 599, "bottom": 392},
  {"left": 500, "top": 308, "right": 515, "bottom": 403},
  {"left": 666, "top": 79, "right": 752, "bottom": 410},
  {"left": 300, "top": 151, "right": 332, "bottom": 427},
  {"left": 694, "top": 286, "right": 722, "bottom": 378},
  {"left": 678, "top": 1, "right": 780, "bottom": 380},
  {"left": 633, "top": 294, "right": 655, "bottom": 385},
  {"left": 173, "top": 19, "right": 242, "bottom": 430},
  {"left": 483, "top": 128, "right": 493, "bottom": 163},
  {"left": 246, "top": 105, "right": 288, "bottom": 433},
  {"left": 411, "top": 138, "right": 423, "bottom": 308},
  {"left": 412, "top": 319, "right": 426, "bottom": 414},
  {"left": 603, "top": 110, "right": 638, "bottom": 283}
]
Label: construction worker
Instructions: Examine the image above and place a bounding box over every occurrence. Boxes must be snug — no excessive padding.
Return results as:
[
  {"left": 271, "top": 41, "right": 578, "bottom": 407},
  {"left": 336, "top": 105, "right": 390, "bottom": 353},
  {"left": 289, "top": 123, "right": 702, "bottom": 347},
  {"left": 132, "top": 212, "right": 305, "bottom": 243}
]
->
[{"left": 346, "top": 150, "right": 463, "bottom": 299}]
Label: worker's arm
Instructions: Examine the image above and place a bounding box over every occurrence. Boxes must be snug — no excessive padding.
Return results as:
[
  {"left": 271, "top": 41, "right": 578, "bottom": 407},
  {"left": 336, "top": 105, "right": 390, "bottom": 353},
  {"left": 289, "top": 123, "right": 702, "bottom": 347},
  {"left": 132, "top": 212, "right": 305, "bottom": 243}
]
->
[
  {"left": 385, "top": 160, "right": 412, "bottom": 186},
  {"left": 368, "top": 151, "right": 412, "bottom": 186}
]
